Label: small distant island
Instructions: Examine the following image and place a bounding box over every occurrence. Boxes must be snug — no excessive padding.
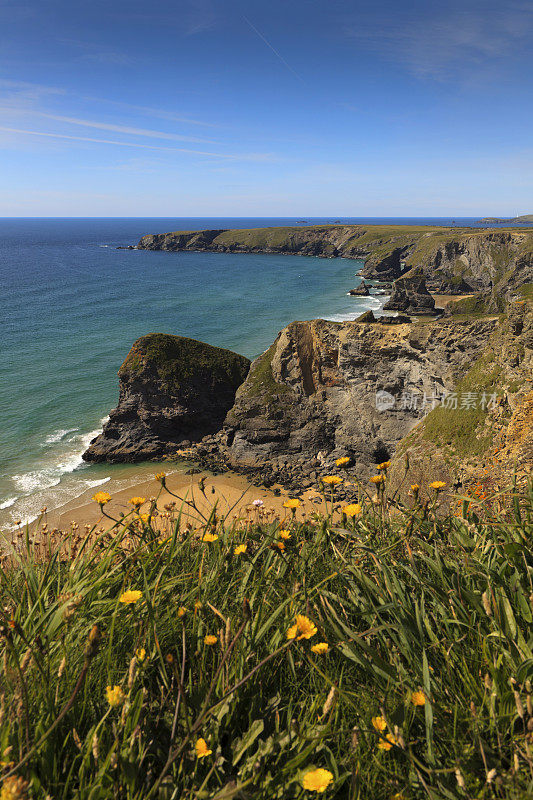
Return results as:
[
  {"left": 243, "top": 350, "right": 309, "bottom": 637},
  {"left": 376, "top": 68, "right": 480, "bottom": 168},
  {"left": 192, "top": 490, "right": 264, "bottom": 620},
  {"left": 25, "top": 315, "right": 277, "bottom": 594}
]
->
[{"left": 478, "top": 214, "right": 533, "bottom": 223}]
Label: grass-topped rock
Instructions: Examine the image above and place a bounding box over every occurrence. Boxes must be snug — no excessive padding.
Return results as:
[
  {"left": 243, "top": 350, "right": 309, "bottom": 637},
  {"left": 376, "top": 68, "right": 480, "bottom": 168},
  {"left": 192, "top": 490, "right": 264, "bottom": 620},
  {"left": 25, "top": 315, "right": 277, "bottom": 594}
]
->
[{"left": 83, "top": 334, "right": 250, "bottom": 463}]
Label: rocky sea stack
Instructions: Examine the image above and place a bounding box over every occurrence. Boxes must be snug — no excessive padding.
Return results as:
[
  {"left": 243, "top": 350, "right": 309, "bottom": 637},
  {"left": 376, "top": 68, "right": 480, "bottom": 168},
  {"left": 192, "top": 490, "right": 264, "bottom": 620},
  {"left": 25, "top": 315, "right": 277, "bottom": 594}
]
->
[{"left": 83, "top": 334, "right": 250, "bottom": 462}]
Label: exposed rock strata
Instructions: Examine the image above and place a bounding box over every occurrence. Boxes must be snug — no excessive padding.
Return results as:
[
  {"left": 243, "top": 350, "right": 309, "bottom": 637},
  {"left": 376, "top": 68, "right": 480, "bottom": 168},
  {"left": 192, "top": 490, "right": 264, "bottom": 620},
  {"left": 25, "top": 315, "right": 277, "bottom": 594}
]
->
[
  {"left": 388, "top": 302, "right": 533, "bottom": 497},
  {"left": 83, "top": 334, "right": 250, "bottom": 463},
  {"left": 219, "top": 316, "right": 497, "bottom": 477}
]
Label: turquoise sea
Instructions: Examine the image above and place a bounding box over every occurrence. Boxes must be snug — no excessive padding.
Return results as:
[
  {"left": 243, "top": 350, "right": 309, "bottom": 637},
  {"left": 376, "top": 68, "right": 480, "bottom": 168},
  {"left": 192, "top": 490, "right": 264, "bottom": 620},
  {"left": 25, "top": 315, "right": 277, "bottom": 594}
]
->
[{"left": 0, "top": 216, "right": 506, "bottom": 526}]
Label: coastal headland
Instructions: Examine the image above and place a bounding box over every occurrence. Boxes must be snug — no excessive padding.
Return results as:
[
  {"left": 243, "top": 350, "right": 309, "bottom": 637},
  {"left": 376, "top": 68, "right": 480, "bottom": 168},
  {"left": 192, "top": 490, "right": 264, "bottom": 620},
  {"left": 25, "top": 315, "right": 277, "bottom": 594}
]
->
[{"left": 84, "top": 224, "right": 533, "bottom": 504}]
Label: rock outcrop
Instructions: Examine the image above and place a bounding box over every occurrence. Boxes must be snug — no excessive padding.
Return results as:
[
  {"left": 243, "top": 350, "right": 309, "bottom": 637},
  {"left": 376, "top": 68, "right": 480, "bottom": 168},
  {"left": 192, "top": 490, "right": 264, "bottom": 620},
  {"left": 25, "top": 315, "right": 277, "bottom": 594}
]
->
[
  {"left": 383, "top": 269, "right": 438, "bottom": 315},
  {"left": 348, "top": 281, "right": 370, "bottom": 296},
  {"left": 219, "top": 316, "right": 497, "bottom": 476},
  {"left": 388, "top": 302, "right": 533, "bottom": 498},
  {"left": 83, "top": 334, "right": 250, "bottom": 463}
]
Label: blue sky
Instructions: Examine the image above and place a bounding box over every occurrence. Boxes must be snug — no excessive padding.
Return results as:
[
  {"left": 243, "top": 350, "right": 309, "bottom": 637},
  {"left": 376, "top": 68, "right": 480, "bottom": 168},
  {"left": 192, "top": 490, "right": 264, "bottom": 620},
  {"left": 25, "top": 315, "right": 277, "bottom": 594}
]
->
[{"left": 0, "top": 0, "right": 531, "bottom": 216}]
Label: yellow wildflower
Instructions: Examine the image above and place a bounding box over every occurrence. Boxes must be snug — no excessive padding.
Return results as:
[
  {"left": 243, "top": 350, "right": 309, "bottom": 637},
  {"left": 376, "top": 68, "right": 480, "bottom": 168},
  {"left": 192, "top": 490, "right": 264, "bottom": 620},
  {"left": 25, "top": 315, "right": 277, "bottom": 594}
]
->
[
  {"left": 0, "top": 776, "right": 29, "bottom": 800},
  {"left": 276, "top": 541, "right": 286, "bottom": 551},
  {"left": 204, "top": 635, "right": 217, "bottom": 646},
  {"left": 430, "top": 481, "right": 446, "bottom": 490},
  {"left": 287, "top": 614, "right": 318, "bottom": 641},
  {"left": 283, "top": 498, "right": 300, "bottom": 509},
  {"left": 195, "top": 738, "right": 212, "bottom": 758},
  {"left": 311, "top": 642, "right": 329, "bottom": 654},
  {"left": 411, "top": 690, "right": 426, "bottom": 706},
  {"left": 234, "top": 543, "right": 247, "bottom": 555},
  {"left": 154, "top": 472, "right": 166, "bottom": 483},
  {"left": 138, "top": 513, "right": 150, "bottom": 523},
  {"left": 119, "top": 590, "right": 142, "bottom": 605},
  {"left": 335, "top": 456, "right": 351, "bottom": 467},
  {"left": 342, "top": 503, "right": 362, "bottom": 517},
  {"left": 378, "top": 461, "right": 391, "bottom": 470},
  {"left": 92, "top": 491, "right": 111, "bottom": 506},
  {"left": 194, "top": 600, "right": 203, "bottom": 610},
  {"left": 135, "top": 647, "right": 146, "bottom": 662},
  {"left": 377, "top": 733, "right": 399, "bottom": 751},
  {"left": 177, "top": 606, "right": 187, "bottom": 618},
  {"left": 302, "top": 768, "right": 334, "bottom": 793},
  {"left": 369, "top": 475, "right": 384, "bottom": 484},
  {"left": 106, "top": 685, "right": 125, "bottom": 707},
  {"left": 202, "top": 532, "right": 219, "bottom": 542},
  {"left": 279, "top": 529, "right": 292, "bottom": 539},
  {"left": 372, "top": 716, "right": 387, "bottom": 732},
  {"left": 129, "top": 496, "right": 146, "bottom": 507},
  {"left": 321, "top": 475, "right": 343, "bottom": 486},
  {"left": 410, "top": 483, "right": 420, "bottom": 493}
]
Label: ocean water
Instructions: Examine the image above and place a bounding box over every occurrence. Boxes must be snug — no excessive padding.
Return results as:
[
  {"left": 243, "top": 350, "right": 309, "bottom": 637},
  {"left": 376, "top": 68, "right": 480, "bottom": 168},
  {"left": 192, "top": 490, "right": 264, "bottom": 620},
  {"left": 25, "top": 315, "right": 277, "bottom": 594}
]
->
[{"left": 0, "top": 216, "right": 511, "bottom": 526}]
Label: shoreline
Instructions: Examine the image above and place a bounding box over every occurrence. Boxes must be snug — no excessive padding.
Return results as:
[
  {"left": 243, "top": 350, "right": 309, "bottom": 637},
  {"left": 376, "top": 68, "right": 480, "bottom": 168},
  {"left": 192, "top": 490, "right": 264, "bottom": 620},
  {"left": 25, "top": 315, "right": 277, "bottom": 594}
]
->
[{"left": 29, "top": 469, "right": 327, "bottom": 537}]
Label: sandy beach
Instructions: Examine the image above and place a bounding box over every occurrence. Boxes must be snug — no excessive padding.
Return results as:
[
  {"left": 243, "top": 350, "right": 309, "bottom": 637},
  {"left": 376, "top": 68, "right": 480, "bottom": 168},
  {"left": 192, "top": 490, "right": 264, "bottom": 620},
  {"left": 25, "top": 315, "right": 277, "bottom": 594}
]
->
[{"left": 36, "top": 468, "right": 327, "bottom": 535}]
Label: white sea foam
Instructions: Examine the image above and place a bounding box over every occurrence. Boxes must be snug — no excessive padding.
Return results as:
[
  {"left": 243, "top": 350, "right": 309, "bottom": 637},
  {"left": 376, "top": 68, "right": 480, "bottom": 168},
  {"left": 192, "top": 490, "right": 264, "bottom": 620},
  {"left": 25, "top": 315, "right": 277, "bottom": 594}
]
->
[
  {"left": 0, "top": 498, "right": 17, "bottom": 510},
  {"left": 44, "top": 427, "right": 79, "bottom": 445}
]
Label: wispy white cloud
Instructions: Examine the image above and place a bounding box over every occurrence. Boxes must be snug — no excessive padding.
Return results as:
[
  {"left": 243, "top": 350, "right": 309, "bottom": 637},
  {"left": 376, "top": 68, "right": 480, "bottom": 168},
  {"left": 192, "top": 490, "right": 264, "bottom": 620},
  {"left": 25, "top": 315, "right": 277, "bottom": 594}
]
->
[
  {"left": 0, "top": 124, "right": 275, "bottom": 161},
  {"left": 345, "top": 1, "right": 533, "bottom": 81},
  {"left": 0, "top": 109, "right": 217, "bottom": 144}
]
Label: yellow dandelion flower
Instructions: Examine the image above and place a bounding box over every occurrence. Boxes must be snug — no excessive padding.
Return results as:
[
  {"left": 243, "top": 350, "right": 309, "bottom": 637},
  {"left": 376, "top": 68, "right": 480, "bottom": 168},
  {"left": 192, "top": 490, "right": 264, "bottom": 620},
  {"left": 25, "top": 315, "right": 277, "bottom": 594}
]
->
[
  {"left": 119, "top": 590, "right": 142, "bottom": 605},
  {"left": 202, "top": 532, "right": 219, "bottom": 542},
  {"left": 369, "top": 475, "right": 384, "bottom": 484},
  {"left": 321, "top": 475, "right": 343, "bottom": 485},
  {"left": 204, "top": 634, "right": 217, "bottom": 646},
  {"left": 177, "top": 606, "right": 187, "bottom": 618},
  {"left": 302, "top": 768, "right": 334, "bottom": 793},
  {"left": 342, "top": 503, "right": 362, "bottom": 517},
  {"left": 377, "top": 733, "right": 399, "bottom": 751},
  {"left": 429, "top": 481, "right": 446, "bottom": 490},
  {"left": 279, "top": 529, "right": 292, "bottom": 539},
  {"left": 377, "top": 461, "right": 391, "bottom": 470},
  {"left": 135, "top": 647, "right": 146, "bottom": 662},
  {"left": 411, "top": 690, "right": 426, "bottom": 706},
  {"left": 372, "top": 715, "right": 387, "bottom": 732},
  {"left": 287, "top": 614, "right": 317, "bottom": 641},
  {"left": 283, "top": 498, "right": 300, "bottom": 509},
  {"left": 311, "top": 642, "right": 329, "bottom": 654},
  {"left": 195, "top": 738, "right": 212, "bottom": 758},
  {"left": 138, "top": 513, "right": 150, "bottom": 523},
  {"left": 129, "top": 496, "right": 146, "bottom": 507},
  {"left": 194, "top": 600, "right": 203, "bottom": 610},
  {"left": 410, "top": 483, "right": 420, "bottom": 493},
  {"left": 92, "top": 491, "right": 111, "bottom": 506},
  {"left": 106, "top": 685, "right": 125, "bottom": 707},
  {"left": 0, "top": 776, "right": 29, "bottom": 800},
  {"left": 155, "top": 472, "right": 167, "bottom": 483},
  {"left": 234, "top": 543, "right": 247, "bottom": 555},
  {"left": 335, "top": 456, "right": 351, "bottom": 467},
  {"left": 276, "top": 541, "right": 286, "bottom": 551}
]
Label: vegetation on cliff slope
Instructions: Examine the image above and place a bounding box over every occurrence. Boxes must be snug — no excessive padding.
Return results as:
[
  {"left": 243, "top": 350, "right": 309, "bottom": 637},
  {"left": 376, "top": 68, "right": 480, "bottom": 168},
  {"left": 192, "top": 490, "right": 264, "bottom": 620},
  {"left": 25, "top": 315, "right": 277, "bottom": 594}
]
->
[
  {"left": 0, "top": 475, "right": 532, "bottom": 799},
  {"left": 119, "top": 334, "right": 250, "bottom": 395}
]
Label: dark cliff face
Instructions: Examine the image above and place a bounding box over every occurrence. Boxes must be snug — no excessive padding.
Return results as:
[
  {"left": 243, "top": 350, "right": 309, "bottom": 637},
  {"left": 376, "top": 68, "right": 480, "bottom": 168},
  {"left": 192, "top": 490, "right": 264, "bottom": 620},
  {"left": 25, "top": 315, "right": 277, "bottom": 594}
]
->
[{"left": 82, "top": 334, "right": 250, "bottom": 463}]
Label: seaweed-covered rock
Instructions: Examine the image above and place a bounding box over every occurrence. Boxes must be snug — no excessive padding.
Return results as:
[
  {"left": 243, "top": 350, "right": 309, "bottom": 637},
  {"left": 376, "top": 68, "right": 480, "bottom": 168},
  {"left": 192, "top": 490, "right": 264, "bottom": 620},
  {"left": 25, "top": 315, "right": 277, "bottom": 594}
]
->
[{"left": 83, "top": 334, "right": 250, "bottom": 462}]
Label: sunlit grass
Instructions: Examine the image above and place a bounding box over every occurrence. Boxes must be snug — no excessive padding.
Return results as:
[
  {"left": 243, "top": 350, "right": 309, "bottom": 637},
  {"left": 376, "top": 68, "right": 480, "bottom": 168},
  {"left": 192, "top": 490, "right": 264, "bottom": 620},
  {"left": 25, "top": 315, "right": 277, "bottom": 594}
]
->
[{"left": 0, "top": 475, "right": 532, "bottom": 798}]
